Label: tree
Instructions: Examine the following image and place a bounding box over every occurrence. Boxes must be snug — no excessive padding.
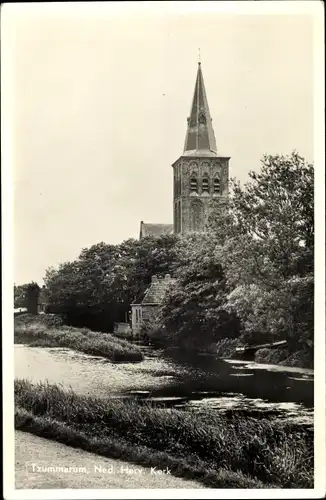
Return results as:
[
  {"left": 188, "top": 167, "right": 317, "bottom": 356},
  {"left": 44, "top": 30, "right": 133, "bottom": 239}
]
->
[
  {"left": 26, "top": 282, "right": 40, "bottom": 314},
  {"left": 14, "top": 284, "right": 29, "bottom": 308},
  {"left": 44, "top": 245, "right": 125, "bottom": 330},
  {"left": 207, "top": 152, "right": 314, "bottom": 350},
  {"left": 14, "top": 282, "right": 40, "bottom": 313},
  {"left": 159, "top": 233, "right": 241, "bottom": 350},
  {"left": 43, "top": 235, "right": 179, "bottom": 332},
  {"left": 120, "top": 234, "right": 179, "bottom": 305}
]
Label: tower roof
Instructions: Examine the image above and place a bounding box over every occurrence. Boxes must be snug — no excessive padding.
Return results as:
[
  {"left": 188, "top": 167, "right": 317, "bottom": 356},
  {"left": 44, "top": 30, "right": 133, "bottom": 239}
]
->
[{"left": 183, "top": 62, "right": 217, "bottom": 157}]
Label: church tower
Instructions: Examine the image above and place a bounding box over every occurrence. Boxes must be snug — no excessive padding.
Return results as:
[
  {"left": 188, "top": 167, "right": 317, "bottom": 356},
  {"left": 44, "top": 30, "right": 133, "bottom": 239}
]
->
[{"left": 172, "top": 62, "right": 230, "bottom": 234}]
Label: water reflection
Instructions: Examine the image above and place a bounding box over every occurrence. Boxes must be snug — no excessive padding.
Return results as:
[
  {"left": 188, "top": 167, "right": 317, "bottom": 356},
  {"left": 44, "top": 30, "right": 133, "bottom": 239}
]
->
[{"left": 14, "top": 344, "right": 313, "bottom": 426}]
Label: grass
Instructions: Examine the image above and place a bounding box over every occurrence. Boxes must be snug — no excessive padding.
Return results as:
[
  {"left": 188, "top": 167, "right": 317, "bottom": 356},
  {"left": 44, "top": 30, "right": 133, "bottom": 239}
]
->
[
  {"left": 14, "top": 314, "right": 143, "bottom": 362},
  {"left": 15, "top": 379, "right": 313, "bottom": 489}
]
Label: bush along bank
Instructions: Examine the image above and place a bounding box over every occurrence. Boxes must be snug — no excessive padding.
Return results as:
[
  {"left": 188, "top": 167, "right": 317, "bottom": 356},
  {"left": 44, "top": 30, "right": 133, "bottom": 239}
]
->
[
  {"left": 153, "top": 333, "right": 313, "bottom": 369},
  {"left": 213, "top": 338, "right": 313, "bottom": 369},
  {"left": 15, "top": 379, "right": 313, "bottom": 489},
  {"left": 254, "top": 347, "right": 313, "bottom": 368},
  {"left": 14, "top": 314, "right": 143, "bottom": 362}
]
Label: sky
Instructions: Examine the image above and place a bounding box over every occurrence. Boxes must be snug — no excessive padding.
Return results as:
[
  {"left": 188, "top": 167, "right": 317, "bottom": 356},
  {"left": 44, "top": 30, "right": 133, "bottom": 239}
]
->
[{"left": 5, "top": 2, "right": 315, "bottom": 285}]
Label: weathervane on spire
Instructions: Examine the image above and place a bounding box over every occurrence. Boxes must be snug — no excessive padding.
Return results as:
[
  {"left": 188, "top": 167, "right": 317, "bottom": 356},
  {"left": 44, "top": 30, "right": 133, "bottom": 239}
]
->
[{"left": 198, "top": 47, "right": 201, "bottom": 65}]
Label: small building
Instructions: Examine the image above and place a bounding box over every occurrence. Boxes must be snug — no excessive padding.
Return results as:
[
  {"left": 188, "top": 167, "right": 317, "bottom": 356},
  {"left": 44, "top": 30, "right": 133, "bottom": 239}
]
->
[{"left": 131, "top": 274, "right": 175, "bottom": 335}]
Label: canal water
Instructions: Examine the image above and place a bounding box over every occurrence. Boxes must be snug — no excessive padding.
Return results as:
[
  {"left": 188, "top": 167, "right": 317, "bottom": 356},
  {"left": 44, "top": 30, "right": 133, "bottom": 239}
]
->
[{"left": 14, "top": 344, "right": 313, "bottom": 426}]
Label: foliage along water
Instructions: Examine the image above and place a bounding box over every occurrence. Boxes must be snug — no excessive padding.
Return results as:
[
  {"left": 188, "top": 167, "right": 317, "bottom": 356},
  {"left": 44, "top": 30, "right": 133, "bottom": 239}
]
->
[{"left": 14, "top": 343, "right": 313, "bottom": 427}]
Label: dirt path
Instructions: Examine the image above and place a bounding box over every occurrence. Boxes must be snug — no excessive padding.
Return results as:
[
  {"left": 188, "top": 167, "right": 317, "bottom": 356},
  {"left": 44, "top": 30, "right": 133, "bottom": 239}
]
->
[{"left": 15, "top": 431, "right": 204, "bottom": 489}]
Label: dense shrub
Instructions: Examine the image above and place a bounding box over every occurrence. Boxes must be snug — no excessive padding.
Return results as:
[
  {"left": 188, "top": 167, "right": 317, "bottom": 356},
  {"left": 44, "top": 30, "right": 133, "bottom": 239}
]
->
[
  {"left": 15, "top": 313, "right": 64, "bottom": 328},
  {"left": 254, "top": 348, "right": 313, "bottom": 369},
  {"left": 215, "top": 338, "right": 242, "bottom": 358},
  {"left": 255, "top": 348, "right": 290, "bottom": 365}
]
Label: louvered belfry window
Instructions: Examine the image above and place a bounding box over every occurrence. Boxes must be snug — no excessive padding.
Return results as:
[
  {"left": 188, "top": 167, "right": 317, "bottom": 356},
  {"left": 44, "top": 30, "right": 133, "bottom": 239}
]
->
[
  {"left": 214, "top": 177, "right": 220, "bottom": 194},
  {"left": 190, "top": 177, "right": 198, "bottom": 193},
  {"left": 202, "top": 177, "right": 209, "bottom": 193}
]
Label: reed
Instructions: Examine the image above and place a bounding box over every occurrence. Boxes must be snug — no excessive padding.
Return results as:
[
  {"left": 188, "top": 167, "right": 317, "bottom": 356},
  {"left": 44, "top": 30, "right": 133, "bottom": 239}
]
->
[{"left": 15, "top": 379, "right": 313, "bottom": 488}]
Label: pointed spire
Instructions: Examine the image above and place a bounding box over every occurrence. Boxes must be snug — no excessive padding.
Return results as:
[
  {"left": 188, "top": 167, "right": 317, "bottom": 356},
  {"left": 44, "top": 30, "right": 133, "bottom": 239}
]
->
[{"left": 183, "top": 62, "right": 217, "bottom": 156}]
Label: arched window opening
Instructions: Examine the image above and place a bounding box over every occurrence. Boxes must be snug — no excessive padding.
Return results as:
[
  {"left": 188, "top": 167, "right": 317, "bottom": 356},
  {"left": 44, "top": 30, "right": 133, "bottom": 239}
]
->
[
  {"left": 213, "top": 178, "right": 220, "bottom": 194},
  {"left": 191, "top": 200, "right": 204, "bottom": 232},
  {"left": 177, "top": 201, "right": 181, "bottom": 233},
  {"left": 190, "top": 177, "right": 198, "bottom": 193},
  {"left": 174, "top": 203, "right": 178, "bottom": 231},
  {"left": 174, "top": 202, "right": 181, "bottom": 233},
  {"left": 202, "top": 177, "right": 209, "bottom": 193}
]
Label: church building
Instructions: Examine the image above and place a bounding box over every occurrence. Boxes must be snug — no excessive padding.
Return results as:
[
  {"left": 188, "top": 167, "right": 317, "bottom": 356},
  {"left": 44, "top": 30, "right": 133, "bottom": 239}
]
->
[
  {"left": 131, "top": 62, "right": 230, "bottom": 335},
  {"left": 139, "top": 61, "right": 230, "bottom": 237}
]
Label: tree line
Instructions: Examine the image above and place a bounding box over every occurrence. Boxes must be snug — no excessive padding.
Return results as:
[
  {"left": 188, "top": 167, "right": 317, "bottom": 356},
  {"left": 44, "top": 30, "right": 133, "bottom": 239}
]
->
[{"left": 15, "top": 153, "right": 314, "bottom": 357}]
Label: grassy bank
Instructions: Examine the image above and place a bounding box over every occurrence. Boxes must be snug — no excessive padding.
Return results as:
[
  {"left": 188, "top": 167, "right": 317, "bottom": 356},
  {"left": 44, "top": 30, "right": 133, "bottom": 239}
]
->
[
  {"left": 254, "top": 347, "right": 313, "bottom": 368},
  {"left": 214, "top": 338, "right": 313, "bottom": 369},
  {"left": 14, "top": 314, "right": 143, "bottom": 362},
  {"left": 15, "top": 379, "right": 313, "bottom": 488}
]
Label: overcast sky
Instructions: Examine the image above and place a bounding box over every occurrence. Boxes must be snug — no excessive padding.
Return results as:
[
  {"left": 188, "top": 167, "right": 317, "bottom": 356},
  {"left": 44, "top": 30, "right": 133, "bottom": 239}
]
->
[{"left": 6, "top": 3, "right": 315, "bottom": 285}]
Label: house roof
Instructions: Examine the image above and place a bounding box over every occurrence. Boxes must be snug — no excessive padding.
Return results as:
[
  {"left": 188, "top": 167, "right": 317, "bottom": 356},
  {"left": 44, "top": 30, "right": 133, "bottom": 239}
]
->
[
  {"left": 142, "top": 275, "right": 176, "bottom": 304},
  {"left": 139, "top": 222, "right": 173, "bottom": 239},
  {"left": 132, "top": 275, "right": 176, "bottom": 305}
]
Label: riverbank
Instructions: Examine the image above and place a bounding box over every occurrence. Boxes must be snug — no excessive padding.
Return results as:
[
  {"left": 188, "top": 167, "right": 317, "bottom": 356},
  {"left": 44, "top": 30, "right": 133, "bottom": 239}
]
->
[
  {"left": 15, "top": 379, "right": 313, "bottom": 489},
  {"left": 14, "top": 314, "right": 143, "bottom": 362},
  {"left": 15, "top": 430, "right": 204, "bottom": 489},
  {"left": 214, "top": 338, "right": 313, "bottom": 369}
]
